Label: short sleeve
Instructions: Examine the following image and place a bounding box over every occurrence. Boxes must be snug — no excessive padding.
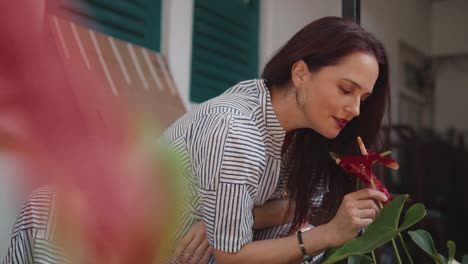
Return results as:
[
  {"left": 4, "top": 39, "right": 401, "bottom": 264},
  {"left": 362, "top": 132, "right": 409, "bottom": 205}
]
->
[
  {"left": 193, "top": 113, "right": 266, "bottom": 253},
  {"left": 2, "top": 187, "right": 59, "bottom": 264},
  {"left": 3, "top": 230, "right": 35, "bottom": 264}
]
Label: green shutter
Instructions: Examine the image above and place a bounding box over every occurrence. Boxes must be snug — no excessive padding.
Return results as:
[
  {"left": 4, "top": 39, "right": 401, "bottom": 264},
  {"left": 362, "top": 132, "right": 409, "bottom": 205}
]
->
[
  {"left": 190, "top": 0, "right": 259, "bottom": 103},
  {"left": 48, "top": 0, "right": 161, "bottom": 51}
]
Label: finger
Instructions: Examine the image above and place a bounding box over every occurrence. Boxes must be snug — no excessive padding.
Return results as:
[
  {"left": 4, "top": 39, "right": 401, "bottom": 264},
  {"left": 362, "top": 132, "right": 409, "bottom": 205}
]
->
[
  {"left": 353, "top": 188, "right": 388, "bottom": 202},
  {"left": 371, "top": 201, "right": 380, "bottom": 215},
  {"left": 181, "top": 231, "right": 205, "bottom": 263},
  {"left": 199, "top": 246, "right": 213, "bottom": 264},
  {"left": 356, "top": 199, "right": 379, "bottom": 212},
  {"left": 359, "top": 217, "right": 374, "bottom": 228},
  {"left": 189, "top": 239, "right": 210, "bottom": 264},
  {"left": 358, "top": 208, "right": 377, "bottom": 220},
  {"left": 355, "top": 200, "right": 380, "bottom": 219},
  {"left": 172, "top": 229, "right": 196, "bottom": 262}
]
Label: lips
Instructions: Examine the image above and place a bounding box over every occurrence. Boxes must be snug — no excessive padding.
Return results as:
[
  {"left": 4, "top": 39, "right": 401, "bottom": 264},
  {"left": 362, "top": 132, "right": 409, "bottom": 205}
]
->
[{"left": 334, "top": 117, "right": 348, "bottom": 129}]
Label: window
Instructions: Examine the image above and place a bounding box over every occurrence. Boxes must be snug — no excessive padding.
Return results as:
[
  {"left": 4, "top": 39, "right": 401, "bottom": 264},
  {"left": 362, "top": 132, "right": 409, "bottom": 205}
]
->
[{"left": 190, "top": 0, "right": 259, "bottom": 103}]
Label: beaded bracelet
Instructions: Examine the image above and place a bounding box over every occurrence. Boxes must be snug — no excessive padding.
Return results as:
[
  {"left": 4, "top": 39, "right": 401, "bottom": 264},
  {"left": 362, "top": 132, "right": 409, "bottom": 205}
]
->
[{"left": 297, "top": 230, "right": 312, "bottom": 262}]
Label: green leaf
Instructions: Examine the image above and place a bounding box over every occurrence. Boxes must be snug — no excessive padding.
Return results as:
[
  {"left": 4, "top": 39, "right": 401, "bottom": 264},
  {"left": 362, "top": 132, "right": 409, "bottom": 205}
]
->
[
  {"left": 323, "top": 246, "right": 339, "bottom": 260},
  {"left": 407, "top": 230, "right": 437, "bottom": 255},
  {"left": 397, "top": 203, "right": 426, "bottom": 232},
  {"left": 347, "top": 254, "right": 374, "bottom": 264},
  {"left": 439, "top": 254, "right": 448, "bottom": 264},
  {"left": 322, "top": 195, "right": 426, "bottom": 264},
  {"left": 368, "top": 194, "right": 408, "bottom": 229},
  {"left": 408, "top": 229, "right": 446, "bottom": 264},
  {"left": 447, "top": 240, "right": 455, "bottom": 264},
  {"left": 461, "top": 255, "right": 468, "bottom": 264}
]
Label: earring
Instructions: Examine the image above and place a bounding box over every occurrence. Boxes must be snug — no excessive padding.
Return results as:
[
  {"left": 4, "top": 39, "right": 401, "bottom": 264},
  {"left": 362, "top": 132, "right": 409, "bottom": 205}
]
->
[{"left": 295, "top": 89, "right": 306, "bottom": 109}]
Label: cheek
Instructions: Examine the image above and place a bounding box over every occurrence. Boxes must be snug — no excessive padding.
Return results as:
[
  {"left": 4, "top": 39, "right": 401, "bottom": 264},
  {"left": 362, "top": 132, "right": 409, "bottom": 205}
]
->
[
  {"left": 321, "top": 86, "right": 340, "bottom": 108},
  {"left": 305, "top": 84, "right": 340, "bottom": 116},
  {"left": 329, "top": 99, "right": 344, "bottom": 112},
  {"left": 317, "top": 94, "right": 342, "bottom": 115}
]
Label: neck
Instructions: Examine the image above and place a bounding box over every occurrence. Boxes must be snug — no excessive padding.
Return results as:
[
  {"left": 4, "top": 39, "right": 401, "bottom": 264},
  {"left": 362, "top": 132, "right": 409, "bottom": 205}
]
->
[{"left": 270, "top": 84, "right": 307, "bottom": 132}]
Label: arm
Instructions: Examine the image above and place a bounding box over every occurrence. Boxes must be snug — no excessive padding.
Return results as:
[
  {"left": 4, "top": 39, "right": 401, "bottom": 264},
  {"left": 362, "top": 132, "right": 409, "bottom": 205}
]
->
[
  {"left": 213, "top": 223, "right": 332, "bottom": 264},
  {"left": 173, "top": 198, "right": 292, "bottom": 263},
  {"left": 213, "top": 188, "right": 388, "bottom": 264},
  {"left": 173, "top": 221, "right": 212, "bottom": 264},
  {"left": 252, "top": 198, "right": 294, "bottom": 229},
  {"left": 174, "top": 187, "right": 386, "bottom": 264}
]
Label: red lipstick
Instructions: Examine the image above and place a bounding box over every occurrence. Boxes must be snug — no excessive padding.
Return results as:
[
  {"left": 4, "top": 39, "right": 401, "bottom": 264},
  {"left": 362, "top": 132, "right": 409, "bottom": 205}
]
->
[{"left": 334, "top": 117, "right": 348, "bottom": 129}]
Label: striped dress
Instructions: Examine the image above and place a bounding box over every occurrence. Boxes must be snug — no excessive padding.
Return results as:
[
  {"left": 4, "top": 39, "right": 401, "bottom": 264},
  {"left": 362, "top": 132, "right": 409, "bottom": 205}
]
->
[
  {"left": 2, "top": 186, "right": 69, "bottom": 264},
  {"left": 160, "top": 79, "right": 324, "bottom": 263}
]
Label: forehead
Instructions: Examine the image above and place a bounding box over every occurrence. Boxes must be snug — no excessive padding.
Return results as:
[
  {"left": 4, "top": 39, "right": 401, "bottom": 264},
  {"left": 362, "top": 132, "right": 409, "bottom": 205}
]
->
[{"left": 323, "top": 52, "right": 379, "bottom": 92}]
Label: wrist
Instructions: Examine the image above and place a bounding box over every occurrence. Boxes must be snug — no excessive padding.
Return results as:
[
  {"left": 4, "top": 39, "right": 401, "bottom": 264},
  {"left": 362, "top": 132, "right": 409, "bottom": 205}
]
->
[
  {"left": 298, "top": 223, "right": 336, "bottom": 258},
  {"left": 321, "top": 223, "right": 339, "bottom": 248},
  {"left": 296, "top": 230, "right": 312, "bottom": 262}
]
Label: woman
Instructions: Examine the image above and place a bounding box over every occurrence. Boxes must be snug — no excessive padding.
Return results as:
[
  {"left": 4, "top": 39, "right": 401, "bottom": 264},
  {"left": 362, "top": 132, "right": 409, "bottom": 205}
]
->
[{"left": 165, "top": 16, "right": 390, "bottom": 264}]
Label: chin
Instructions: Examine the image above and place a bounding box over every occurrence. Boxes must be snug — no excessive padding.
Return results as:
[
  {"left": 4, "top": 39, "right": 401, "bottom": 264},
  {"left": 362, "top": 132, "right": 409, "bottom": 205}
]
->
[
  {"left": 324, "top": 134, "right": 339, "bottom": 139},
  {"left": 321, "top": 129, "right": 340, "bottom": 139}
]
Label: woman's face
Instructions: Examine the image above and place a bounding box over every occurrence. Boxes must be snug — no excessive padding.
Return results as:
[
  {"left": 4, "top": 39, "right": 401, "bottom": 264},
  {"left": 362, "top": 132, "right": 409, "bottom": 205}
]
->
[{"left": 296, "top": 52, "right": 379, "bottom": 139}]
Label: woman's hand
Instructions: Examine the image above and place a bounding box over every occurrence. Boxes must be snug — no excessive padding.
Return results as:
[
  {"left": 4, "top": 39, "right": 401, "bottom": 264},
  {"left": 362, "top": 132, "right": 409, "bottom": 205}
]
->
[
  {"left": 324, "top": 188, "right": 387, "bottom": 247},
  {"left": 172, "top": 221, "right": 212, "bottom": 264}
]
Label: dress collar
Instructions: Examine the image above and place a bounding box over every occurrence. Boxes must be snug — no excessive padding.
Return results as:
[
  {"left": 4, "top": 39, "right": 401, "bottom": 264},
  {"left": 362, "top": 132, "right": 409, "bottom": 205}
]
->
[{"left": 258, "top": 79, "right": 286, "bottom": 142}]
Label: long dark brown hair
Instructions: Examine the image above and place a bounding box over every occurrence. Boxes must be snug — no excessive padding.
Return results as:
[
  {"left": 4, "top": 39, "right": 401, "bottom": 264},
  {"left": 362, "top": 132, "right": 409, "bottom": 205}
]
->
[{"left": 262, "top": 16, "right": 391, "bottom": 231}]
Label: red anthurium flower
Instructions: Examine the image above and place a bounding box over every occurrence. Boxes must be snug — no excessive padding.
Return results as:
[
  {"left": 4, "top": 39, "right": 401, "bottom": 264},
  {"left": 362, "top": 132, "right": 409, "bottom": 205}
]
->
[{"left": 330, "top": 139, "right": 399, "bottom": 205}]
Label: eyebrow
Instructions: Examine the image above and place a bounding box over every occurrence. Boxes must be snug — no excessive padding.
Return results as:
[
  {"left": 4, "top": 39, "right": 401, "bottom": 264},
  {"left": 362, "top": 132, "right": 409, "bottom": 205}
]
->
[{"left": 342, "top": 78, "right": 371, "bottom": 93}]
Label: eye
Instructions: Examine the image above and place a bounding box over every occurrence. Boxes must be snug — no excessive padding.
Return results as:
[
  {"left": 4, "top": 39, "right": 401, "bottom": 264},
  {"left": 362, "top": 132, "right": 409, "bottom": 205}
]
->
[{"left": 340, "top": 86, "right": 352, "bottom": 95}]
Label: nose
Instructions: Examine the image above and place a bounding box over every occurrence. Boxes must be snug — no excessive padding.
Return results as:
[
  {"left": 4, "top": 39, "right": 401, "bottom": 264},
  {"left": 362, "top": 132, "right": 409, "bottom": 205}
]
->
[{"left": 344, "top": 98, "right": 360, "bottom": 117}]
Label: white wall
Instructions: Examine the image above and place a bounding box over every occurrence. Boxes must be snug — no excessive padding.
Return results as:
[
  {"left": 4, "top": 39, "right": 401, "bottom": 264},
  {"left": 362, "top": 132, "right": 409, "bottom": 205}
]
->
[
  {"left": 361, "top": 0, "right": 432, "bottom": 123},
  {"left": 0, "top": 153, "right": 26, "bottom": 258},
  {"left": 432, "top": 0, "right": 468, "bottom": 56},
  {"left": 161, "top": 0, "right": 194, "bottom": 109},
  {"left": 259, "top": 0, "right": 341, "bottom": 71}
]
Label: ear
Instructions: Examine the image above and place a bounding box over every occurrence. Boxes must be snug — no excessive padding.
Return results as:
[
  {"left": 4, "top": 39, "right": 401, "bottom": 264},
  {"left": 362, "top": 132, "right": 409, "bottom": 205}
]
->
[{"left": 291, "top": 60, "right": 310, "bottom": 88}]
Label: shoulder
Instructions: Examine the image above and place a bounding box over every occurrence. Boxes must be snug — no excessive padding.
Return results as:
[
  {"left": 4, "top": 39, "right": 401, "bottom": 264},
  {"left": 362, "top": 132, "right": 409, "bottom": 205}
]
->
[
  {"left": 161, "top": 79, "right": 267, "bottom": 144},
  {"left": 208, "top": 79, "right": 265, "bottom": 118},
  {"left": 224, "top": 79, "right": 263, "bottom": 95},
  {"left": 11, "top": 186, "right": 57, "bottom": 238},
  {"left": 5, "top": 187, "right": 71, "bottom": 264},
  {"left": 190, "top": 112, "right": 263, "bottom": 147}
]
